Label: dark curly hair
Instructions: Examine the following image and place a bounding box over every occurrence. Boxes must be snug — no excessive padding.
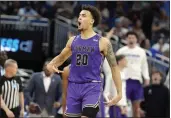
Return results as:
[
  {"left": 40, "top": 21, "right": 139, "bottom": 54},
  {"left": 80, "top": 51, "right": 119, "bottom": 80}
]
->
[
  {"left": 126, "top": 31, "right": 139, "bottom": 40},
  {"left": 82, "top": 5, "right": 101, "bottom": 27}
]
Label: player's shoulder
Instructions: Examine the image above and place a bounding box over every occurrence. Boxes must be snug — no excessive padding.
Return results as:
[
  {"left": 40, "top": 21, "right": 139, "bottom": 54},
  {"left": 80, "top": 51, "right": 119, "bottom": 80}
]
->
[
  {"left": 67, "top": 36, "right": 77, "bottom": 47},
  {"left": 99, "top": 36, "right": 110, "bottom": 45},
  {"left": 69, "top": 36, "right": 76, "bottom": 42},
  {"left": 136, "top": 46, "right": 146, "bottom": 54}
]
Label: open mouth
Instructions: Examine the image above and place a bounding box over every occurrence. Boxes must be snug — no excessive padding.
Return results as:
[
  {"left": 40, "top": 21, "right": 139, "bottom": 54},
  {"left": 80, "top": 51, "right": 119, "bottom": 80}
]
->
[{"left": 78, "top": 22, "right": 81, "bottom": 26}]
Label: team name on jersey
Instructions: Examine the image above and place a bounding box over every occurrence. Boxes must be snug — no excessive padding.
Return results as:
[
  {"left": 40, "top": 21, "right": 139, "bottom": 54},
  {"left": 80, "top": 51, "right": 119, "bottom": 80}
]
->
[{"left": 74, "top": 46, "right": 95, "bottom": 53}]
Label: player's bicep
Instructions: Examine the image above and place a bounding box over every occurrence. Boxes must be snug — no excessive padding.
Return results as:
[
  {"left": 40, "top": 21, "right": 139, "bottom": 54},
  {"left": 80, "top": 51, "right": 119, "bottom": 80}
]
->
[{"left": 104, "top": 39, "right": 117, "bottom": 67}]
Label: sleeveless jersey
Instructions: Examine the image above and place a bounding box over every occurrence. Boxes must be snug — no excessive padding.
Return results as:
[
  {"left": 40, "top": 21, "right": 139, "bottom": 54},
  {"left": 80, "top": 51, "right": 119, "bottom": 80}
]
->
[{"left": 69, "top": 34, "right": 104, "bottom": 83}]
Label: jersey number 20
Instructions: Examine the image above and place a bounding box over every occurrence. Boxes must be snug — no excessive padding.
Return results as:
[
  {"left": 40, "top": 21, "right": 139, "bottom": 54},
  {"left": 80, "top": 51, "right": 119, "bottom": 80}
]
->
[{"left": 76, "top": 54, "right": 88, "bottom": 66}]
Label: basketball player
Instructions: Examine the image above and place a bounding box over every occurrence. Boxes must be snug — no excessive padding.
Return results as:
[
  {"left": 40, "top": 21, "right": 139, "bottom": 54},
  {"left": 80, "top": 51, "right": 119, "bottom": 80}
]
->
[
  {"left": 116, "top": 31, "right": 150, "bottom": 117},
  {"left": 61, "top": 63, "right": 105, "bottom": 118},
  {"left": 47, "top": 5, "right": 122, "bottom": 118}
]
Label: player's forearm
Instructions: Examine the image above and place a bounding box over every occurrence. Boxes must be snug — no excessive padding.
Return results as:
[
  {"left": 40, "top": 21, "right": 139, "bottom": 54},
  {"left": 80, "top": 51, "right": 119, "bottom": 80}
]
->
[
  {"left": 111, "top": 66, "right": 122, "bottom": 97},
  {"left": 19, "top": 92, "right": 24, "bottom": 110},
  {"left": 62, "top": 79, "right": 68, "bottom": 100},
  {"left": 49, "top": 54, "right": 67, "bottom": 68},
  {"left": 1, "top": 96, "right": 10, "bottom": 112},
  {"left": 62, "top": 78, "right": 68, "bottom": 111}
]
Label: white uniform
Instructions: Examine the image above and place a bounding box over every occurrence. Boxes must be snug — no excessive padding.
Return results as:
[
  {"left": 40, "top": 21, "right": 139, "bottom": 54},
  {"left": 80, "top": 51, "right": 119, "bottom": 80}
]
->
[
  {"left": 102, "top": 58, "right": 127, "bottom": 117},
  {"left": 116, "top": 45, "right": 150, "bottom": 83}
]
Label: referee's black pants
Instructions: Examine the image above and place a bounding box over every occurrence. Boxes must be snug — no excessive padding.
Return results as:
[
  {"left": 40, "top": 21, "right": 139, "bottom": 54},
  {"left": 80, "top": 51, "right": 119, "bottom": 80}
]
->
[{"left": 0, "top": 106, "right": 20, "bottom": 118}]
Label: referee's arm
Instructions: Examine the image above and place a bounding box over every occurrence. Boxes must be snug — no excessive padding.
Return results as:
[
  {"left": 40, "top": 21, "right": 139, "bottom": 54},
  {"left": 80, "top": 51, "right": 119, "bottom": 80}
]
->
[{"left": 0, "top": 95, "right": 9, "bottom": 113}]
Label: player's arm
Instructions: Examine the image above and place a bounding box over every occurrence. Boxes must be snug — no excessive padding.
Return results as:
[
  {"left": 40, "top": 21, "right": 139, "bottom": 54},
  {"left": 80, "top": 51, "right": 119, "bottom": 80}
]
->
[
  {"left": 47, "top": 37, "right": 74, "bottom": 72},
  {"left": 141, "top": 51, "right": 150, "bottom": 86},
  {"left": 62, "top": 65, "right": 70, "bottom": 113},
  {"left": 102, "top": 37, "right": 122, "bottom": 105}
]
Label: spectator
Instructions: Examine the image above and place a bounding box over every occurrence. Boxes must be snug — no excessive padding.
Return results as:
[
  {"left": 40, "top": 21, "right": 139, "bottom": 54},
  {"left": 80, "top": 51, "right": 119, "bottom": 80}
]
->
[
  {"left": 152, "top": 38, "right": 169, "bottom": 53},
  {"left": 0, "top": 1, "right": 8, "bottom": 14},
  {"left": 152, "top": 9, "right": 170, "bottom": 43},
  {"left": 121, "top": 16, "right": 131, "bottom": 30},
  {"left": 141, "top": 71, "right": 169, "bottom": 118},
  {"left": 131, "top": 19, "right": 146, "bottom": 43},
  {"left": 140, "top": 39, "right": 164, "bottom": 58},
  {"left": 140, "top": 39, "right": 151, "bottom": 50},
  {"left": 116, "top": 31, "right": 150, "bottom": 117},
  {"left": 115, "top": 1, "right": 125, "bottom": 17},
  {"left": 0, "top": 51, "right": 8, "bottom": 77},
  {"left": 57, "top": 2, "right": 76, "bottom": 19},
  {"left": 0, "top": 59, "right": 24, "bottom": 118},
  {"left": 6, "top": 1, "right": 20, "bottom": 15},
  {"left": 106, "top": 17, "right": 128, "bottom": 39},
  {"left": 25, "top": 60, "right": 62, "bottom": 117},
  {"left": 18, "top": 2, "right": 40, "bottom": 18}
]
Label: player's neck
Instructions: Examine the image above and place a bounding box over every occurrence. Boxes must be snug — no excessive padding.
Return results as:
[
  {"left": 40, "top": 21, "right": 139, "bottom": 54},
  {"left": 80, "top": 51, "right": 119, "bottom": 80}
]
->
[
  {"left": 81, "top": 28, "right": 96, "bottom": 39},
  {"left": 128, "top": 44, "right": 136, "bottom": 49}
]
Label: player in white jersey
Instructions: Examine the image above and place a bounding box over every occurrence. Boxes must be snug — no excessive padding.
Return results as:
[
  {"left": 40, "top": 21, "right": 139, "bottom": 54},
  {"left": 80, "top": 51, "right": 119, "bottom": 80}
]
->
[
  {"left": 116, "top": 31, "right": 150, "bottom": 117},
  {"left": 103, "top": 55, "right": 128, "bottom": 118}
]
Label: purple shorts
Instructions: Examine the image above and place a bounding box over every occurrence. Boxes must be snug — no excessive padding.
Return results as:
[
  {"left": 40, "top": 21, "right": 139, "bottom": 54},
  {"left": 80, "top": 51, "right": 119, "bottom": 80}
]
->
[
  {"left": 109, "top": 106, "right": 127, "bottom": 118},
  {"left": 96, "top": 95, "right": 105, "bottom": 118},
  {"left": 126, "top": 79, "right": 144, "bottom": 102},
  {"left": 65, "top": 82, "right": 102, "bottom": 117}
]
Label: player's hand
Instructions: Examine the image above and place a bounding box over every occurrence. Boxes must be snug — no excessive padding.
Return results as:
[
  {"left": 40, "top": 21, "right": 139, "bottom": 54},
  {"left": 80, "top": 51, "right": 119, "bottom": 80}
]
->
[
  {"left": 20, "top": 108, "right": 25, "bottom": 117},
  {"left": 104, "top": 94, "right": 122, "bottom": 107},
  {"left": 6, "top": 109, "right": 15, "bottom": 118},
  {"left": 144, "top": 80, "right": 150, "bottom": 87},
  {"left": 53, "top": 102, "right": 61, "bottom": 108},
  {"left": 47, "top": 63, "right": 63, "bottom": 73},
  {"left": 120, "top": 106, "right": 127, "bottom": 114}
]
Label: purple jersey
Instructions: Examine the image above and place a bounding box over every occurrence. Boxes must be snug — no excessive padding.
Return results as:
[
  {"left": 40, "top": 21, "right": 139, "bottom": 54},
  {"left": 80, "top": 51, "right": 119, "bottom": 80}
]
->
[{"left": 69, "top": 34, "right": 104, "bottom": 83}]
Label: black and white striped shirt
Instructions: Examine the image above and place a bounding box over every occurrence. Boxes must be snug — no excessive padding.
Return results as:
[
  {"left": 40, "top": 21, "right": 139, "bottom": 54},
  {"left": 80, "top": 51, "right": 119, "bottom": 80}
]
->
[{"left": 0, "top": 76, "right": 23, "bottom": 109}]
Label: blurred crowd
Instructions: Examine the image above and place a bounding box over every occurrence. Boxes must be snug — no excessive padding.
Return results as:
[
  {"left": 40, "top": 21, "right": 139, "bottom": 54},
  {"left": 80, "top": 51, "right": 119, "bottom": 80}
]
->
[{"left": 0, "top": 1, "right": 170, "bottom": 58}]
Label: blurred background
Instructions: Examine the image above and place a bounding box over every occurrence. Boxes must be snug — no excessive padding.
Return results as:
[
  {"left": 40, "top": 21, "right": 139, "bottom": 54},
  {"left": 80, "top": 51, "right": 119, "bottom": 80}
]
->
[
  {"left": 0, "top": 1, "right": 170, "bottom": 117},
  {"left": 0, "top": 1, "right": 169, "bottom": 79}
]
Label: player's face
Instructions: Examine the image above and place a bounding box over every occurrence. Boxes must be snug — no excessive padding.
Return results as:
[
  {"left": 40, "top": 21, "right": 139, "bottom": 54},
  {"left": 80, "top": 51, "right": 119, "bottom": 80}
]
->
[
  {"left": 127, "top": 35, "right": 137, "bottom": 46},
  {"left": 5, "top": 63, "right": 18, "bottom": 77},
  {"left": 78, "top": 10, "right": 94, "bottom": 31},
  {"left": 152, "top": 73, "right": 162, "bottom": 84}
]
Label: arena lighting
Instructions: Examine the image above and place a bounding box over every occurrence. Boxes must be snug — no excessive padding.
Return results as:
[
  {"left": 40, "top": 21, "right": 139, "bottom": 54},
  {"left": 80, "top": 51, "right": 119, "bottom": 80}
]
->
[{"left": 0, "top": 37, "right": 33, "bottom": 53}]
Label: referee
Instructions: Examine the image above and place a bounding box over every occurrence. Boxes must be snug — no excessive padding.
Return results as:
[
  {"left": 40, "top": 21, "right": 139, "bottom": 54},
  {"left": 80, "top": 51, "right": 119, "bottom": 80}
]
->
[{"left": 0, "top": 59, "right": 24, "bottom": 118}]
